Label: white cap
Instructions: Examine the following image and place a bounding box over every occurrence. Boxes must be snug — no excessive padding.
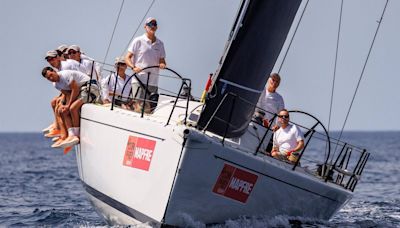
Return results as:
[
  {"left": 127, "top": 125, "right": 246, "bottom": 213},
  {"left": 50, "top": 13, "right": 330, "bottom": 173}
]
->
[
  {"left": 45, "top": 50, "right": 58, "bottom": 59},
  {"left": 145, "top": 17, "right": 156, "bottom": 24},
  {"left": 67, "top": 45, "right": 80, "bottom": 52},
  {"left": 114, "top": 56, "right": 126, "bottom": 65},
  {"left": 57, "top": 44, "right": 68, "bottom": 53}
]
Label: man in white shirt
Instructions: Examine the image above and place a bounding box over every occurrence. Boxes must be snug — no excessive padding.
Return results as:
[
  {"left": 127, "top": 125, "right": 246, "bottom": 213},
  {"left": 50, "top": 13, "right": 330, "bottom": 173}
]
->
[
  {"left": 101, "top": 57, "right": 132, "bottom": 104},
  {"left": 46, "top": 49, "right": 80, "bottom": 72},
  {"left": 125, "top": 17, "right": 166, "bottom": 108},
  {"left": 255, "top": 73, "right": 285, "bottom": 127},
  {"left": 67, "top": 45, "right": 102, "bottom": 103},
  {"left": 41, "top": 67, "right": 99, "bottom": 148},
  {"left": 43, "top": 50, "right": 81, "bottom": 142},
  {"left": 56, "top": 44, "right": 69, "bottom": 61},
  {"left": 272, "top": 109, "right": 304, "bottom": 163}
]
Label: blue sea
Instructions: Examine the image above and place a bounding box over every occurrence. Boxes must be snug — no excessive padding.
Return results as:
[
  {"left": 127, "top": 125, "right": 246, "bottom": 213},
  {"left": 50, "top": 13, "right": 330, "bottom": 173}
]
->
[{"left": 0, "top": 132, "right": 399, "bottom": 227}]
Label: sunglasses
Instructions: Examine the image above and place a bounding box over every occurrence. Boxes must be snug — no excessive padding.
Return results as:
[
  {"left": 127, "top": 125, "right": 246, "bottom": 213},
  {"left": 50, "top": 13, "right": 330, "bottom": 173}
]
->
[
  {"left": 278, "top": 115, "right": 289, "bottom": 119},
  {"left": 146, "top": 21, "right": 157, "bottom": 27},
  {"left": 68, "top": 50, "right": 78, "bottom": 55}
]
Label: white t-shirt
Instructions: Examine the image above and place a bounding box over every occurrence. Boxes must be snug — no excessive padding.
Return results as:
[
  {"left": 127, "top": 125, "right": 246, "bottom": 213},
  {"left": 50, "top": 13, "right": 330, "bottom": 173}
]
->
[
  {"left": 80, "top": 54, "right": 102, "bottom": 78},
  {"left": 101, "top": 73, "right": 132, "bottom": 101},
  {"left": 79, "top": 54, "right": 105, "bottom": 100},
  {"left": 80, "top": 53, "right": 93, "bottom": 61},
  {"left": 256, "top": 89, "right": 284, "bottom": 120},
  {"left": 55, "top": 70, "right": 90, "bottom": 91},
  {"left": 51, "top": 60, "right": 81, "bottom": 88},
  {"left": 76, "top": 58, "right": 98, "bottom": 78},
  {"left": 273, "top": 124, "right": 304, "bottom": 154},
  {"left": 60, "top": 59, "right": 80, "bottom": 71},
  {"left": 127, "top": 34, "right": 166, "bottom": 86}
]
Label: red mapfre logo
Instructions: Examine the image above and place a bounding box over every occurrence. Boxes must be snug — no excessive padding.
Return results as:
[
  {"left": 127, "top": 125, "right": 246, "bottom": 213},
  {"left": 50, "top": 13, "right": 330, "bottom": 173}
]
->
[
  {"left": 212, "top": 164, "right": 258, "bottom": 203},
  {"left": 123, "top": 136, "right": 156, "bottom": 171}
]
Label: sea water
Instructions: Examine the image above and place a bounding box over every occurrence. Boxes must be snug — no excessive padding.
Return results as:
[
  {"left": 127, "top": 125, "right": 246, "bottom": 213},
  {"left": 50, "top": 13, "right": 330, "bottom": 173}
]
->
[{"left": 0, "top": 132, "right": 399, "bottom": 227}]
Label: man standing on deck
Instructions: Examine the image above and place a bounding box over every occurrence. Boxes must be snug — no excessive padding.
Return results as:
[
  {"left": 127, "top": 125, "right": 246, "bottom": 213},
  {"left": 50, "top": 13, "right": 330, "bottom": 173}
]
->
[
  {"left": 254, "top": 73, "right": 285, "bottom": 127},
  {"left": 125, "top": 17, "right": 166, "bottom": 106}
]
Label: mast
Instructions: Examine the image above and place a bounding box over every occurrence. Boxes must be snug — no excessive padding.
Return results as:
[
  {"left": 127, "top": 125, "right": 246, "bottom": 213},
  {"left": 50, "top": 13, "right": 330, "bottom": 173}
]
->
[{"left": 197, "top": 0, "right": 303, "bottom": 138}]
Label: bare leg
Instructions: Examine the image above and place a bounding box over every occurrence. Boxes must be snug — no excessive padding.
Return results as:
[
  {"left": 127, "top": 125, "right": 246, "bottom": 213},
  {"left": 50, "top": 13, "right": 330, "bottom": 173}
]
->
[
  {"left": 41, "top": 96, "right": 60, "bottom": 133},
  {"left": 61, "top": 93, "right": 73, "bottom": 135},
  {"left": 55, "top": 106, "right": 64, "bottom": 139},
  {"left": 61, "top": 109, "right": 73, "bottom": 135},
  {"left": 70, "top": 99, "right": 84, "bottom": 128}
]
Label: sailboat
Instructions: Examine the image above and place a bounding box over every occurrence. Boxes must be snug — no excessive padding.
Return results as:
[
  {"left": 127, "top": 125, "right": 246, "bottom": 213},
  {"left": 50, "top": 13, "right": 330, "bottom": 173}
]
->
[{"left": 75, "top": 0, "right": 370, "bottom": 226}]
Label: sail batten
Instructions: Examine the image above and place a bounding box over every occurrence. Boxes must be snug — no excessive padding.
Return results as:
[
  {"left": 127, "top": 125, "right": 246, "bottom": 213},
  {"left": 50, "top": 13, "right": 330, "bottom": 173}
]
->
[{"left": 198, "top": 0, "right": 303, "bottom": 138}]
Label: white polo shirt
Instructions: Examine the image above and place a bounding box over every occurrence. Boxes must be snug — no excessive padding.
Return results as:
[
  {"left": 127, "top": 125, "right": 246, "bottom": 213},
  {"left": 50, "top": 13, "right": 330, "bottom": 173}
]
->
[
  {"left": 51, "top": 60, "right": 81, "bottom": 88},
  {"left": 273, "top": 124, "right": 304, "bottom": 154},
  {"left": 81, "top": 54, "right": 102, "bottom": 79},
  {"left": 101, "top": 73, "right": 132, "bottom": 101},
  {"left": 76, "top": 58, "right": 98, "bottom": 78},
  {"left": 256, "top": 90, "right": 285, "bottom": 120},
  {"left": 55, "top": 70, "right": 90, "bottom": 91},
  {"left": 60, "top": 59, "right": 80, "bottom": 71},
  {"left": 127, "top": 33, "right": 166, "bottom": 86}
]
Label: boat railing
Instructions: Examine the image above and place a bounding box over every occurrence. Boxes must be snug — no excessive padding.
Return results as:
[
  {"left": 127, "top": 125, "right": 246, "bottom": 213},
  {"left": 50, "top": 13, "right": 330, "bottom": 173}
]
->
[
  {"left": 106, "top": 66, "right": 194, "bottom": 125},
  {"left": 201, "top": 92, "right": 369, "bottom": 191}
]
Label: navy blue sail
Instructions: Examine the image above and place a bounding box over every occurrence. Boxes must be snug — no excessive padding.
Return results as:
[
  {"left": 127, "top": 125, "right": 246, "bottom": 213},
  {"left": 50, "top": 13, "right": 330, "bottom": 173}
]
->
[{"left": 197, "top": 0, "right": 302, "bottom": 138}]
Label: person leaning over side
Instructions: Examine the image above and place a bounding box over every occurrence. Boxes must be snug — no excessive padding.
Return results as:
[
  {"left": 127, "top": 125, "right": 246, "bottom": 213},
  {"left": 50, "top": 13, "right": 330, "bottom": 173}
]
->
[
  {"left": 125, "top": 17, "right": 166, "bottom": 110},
  {"left": 41, "top": 67, "right": 100, "bottom": 148},
  {"left": 254, "top": 73, "right": 285, "bottom": 128},
  {"left": 43, "top": 50, "right": 81, "bottom": 143},
  {"left": 79, "top": 47, "right": 103, "bottom": 88},
  {"left": 67, "top": 45, "right": 97, "bottom": 75},
  {"left": 271, "top": 109, "right": 304, "bottom": 163},
  {"left": 101, "top": 57, "right": 132, "bottom": 106},
  {"left": 67, "top": 45, "right": 102, "bottom": 103},
  {"left": 47, "top": 49, "right": 80, "bottom": 72},
  {"left": 56, "top": 44, "right": 69, "bottom": 61}
]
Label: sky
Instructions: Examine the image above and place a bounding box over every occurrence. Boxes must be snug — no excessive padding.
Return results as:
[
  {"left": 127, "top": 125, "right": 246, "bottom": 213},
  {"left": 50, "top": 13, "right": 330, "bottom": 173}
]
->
[{"left": 0, "top": 0, "right": 399, "bottom": 132}]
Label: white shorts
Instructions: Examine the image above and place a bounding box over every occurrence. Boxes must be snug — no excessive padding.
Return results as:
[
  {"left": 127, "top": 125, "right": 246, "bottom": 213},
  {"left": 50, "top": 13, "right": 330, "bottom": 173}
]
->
[{"left": 79, "top": 82, "right": 100, "bottom": 103}]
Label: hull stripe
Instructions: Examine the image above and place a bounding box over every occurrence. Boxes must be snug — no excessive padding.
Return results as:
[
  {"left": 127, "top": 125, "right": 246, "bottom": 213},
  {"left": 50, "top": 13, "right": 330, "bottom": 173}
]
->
[{"left": 82, "top": 182, "right": 158, "bottom": 224}]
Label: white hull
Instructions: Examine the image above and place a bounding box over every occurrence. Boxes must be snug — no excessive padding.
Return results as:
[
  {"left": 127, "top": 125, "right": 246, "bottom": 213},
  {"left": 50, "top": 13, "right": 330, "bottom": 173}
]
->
[{"left": 77, "top": 100, "right": 352, "bottom": 226}]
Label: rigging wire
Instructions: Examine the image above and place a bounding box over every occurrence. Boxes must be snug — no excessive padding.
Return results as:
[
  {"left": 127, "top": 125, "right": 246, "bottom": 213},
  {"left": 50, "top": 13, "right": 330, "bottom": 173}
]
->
[
  {"left": 328, "top": 0, "right": 343, "bottom": 134},
  {"left": 278, "top": 0, "right": 310, "bottom": 74},
  {"left": 102, "top": 0, "right": 125, "bottom": 65},
  {"left": 333, "top": 0, "right": 389, "bottom": 157},
  {"left": 326, "top": 0, "right": 344, "bottom": 162},
  {"left": 121, "top": 0, "right": 156, "bottom": 57}
]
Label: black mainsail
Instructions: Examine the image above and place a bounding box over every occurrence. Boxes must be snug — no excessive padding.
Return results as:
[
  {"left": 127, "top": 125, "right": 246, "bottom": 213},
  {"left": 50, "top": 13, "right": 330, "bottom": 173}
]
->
[{"left": 197, "top": 0, "right": 302, "bottom": 138}]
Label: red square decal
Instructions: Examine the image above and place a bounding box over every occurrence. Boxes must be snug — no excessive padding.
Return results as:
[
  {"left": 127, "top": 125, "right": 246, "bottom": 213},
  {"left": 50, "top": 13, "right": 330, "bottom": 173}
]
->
[
  {"left": 212, "top": 164, "right": 258, "bottom": 203},
  {"left": 123, "top": 136, "right": 156, "bottom": 171}
]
